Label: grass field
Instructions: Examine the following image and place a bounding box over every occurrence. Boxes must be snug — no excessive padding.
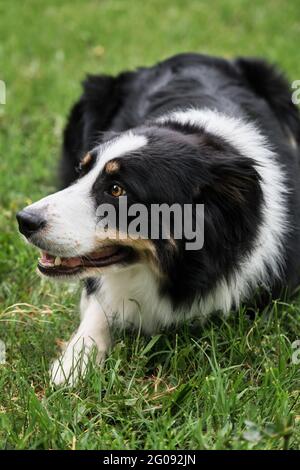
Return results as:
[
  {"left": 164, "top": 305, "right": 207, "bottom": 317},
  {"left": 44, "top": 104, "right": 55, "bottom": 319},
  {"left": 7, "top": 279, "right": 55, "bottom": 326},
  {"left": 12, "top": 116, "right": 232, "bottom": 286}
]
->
[{"left": 1, "top": 0, "right": 300, "bottom": 450}]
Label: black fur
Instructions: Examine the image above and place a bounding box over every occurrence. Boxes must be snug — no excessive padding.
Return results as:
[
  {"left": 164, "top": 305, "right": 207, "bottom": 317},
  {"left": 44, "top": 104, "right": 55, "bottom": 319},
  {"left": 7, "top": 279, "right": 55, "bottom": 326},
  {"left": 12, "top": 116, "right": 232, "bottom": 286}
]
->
[
  {"left": 60, "top": 53, "right": 300, "bottom": 306},
  {"left": 235, "top": 57, "right": 300, "bottom": 145},
  {"left": 61, "top": 53, "right": 300, "bottom": 185},
  {"left": 89, "top": 124, "right": 262, "bottom": 306}
]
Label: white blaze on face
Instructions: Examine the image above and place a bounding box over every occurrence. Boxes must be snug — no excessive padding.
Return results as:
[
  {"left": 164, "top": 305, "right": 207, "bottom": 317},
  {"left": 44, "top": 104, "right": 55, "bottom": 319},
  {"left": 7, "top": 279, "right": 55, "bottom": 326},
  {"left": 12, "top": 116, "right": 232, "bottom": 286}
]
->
[{"left": 26, "top": 132, "right": 147, "bottom": 257}]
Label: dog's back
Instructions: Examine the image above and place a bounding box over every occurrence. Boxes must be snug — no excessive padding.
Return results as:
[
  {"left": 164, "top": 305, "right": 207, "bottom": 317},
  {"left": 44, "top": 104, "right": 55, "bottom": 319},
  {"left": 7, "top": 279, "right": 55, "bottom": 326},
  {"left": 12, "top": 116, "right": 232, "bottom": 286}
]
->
[{"left": 61, "top": 53, "right": 300, "bottom": 182}]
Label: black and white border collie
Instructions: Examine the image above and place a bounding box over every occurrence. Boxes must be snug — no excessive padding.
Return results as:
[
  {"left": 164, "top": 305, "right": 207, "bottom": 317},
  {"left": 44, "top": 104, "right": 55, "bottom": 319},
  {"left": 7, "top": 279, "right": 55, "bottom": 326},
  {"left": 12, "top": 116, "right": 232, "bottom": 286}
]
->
[{"left": 17, "top": 53, "right": 300, "bottom": 385}]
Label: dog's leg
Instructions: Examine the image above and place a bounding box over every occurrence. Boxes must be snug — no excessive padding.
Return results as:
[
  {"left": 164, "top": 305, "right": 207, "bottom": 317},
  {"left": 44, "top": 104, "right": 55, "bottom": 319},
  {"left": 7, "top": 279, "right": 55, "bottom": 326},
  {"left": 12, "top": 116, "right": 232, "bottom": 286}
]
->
[{"left": 50, "top": 292, "right": 111, "bottom": 386}]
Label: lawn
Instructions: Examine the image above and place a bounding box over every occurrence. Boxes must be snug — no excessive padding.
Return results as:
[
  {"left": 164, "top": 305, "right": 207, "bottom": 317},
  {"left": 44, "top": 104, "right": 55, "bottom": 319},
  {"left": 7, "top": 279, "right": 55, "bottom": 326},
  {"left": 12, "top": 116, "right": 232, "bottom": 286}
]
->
[{"left": 1, "top": 0, "right": 300, "bottom": 450}]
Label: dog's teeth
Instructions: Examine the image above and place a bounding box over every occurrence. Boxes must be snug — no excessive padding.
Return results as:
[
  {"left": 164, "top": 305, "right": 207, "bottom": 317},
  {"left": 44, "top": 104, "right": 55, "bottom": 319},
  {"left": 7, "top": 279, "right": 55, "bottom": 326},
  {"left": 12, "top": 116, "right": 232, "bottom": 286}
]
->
[{"left": 54, "top": 256, "right": 62, "bottom": 266}]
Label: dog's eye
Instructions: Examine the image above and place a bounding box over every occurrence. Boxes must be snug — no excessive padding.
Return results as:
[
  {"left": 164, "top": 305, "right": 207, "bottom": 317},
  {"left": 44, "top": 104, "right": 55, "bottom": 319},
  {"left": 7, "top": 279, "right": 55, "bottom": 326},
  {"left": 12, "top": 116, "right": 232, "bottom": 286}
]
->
[{"left": 109, "top": 184, "right": 126, "bottom": 197}]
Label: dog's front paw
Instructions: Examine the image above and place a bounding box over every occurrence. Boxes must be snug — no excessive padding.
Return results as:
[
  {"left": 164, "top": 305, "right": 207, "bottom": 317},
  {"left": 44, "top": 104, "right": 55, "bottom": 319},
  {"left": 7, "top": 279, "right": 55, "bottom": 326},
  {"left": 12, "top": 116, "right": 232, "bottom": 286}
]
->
[{"left": 49, "top": 334, "right": 103, "bottom": 386}]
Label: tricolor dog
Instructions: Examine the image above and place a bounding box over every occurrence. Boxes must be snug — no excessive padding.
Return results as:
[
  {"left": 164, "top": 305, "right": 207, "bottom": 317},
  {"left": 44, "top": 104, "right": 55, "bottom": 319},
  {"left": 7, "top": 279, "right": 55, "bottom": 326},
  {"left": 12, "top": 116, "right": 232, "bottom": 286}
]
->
[{"left": 17, "top": 53, "right": 300, "bottom": 385}]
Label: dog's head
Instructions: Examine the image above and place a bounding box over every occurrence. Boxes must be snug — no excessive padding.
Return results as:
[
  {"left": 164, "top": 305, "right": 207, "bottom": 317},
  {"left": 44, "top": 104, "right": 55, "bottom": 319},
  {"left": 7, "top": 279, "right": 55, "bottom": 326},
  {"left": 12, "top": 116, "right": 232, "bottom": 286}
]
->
[{"left": 17, "top": 122, "right": 262, "bottom": 299}]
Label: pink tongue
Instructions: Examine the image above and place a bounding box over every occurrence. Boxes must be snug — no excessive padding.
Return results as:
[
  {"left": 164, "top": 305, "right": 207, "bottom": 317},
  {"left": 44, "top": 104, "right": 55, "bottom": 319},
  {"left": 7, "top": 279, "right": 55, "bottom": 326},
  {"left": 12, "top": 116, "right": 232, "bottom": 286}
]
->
[
  {"left": 41, "top": 252, "right": 55, "bottom": 264},
  {"left": 61, "top": 257, "right": 82, "bottom": 267},
  {"left": 40, "top": 246, "right": 118, "bottom": 268},
  {"left": 40, "top": 251, "right": 81, "bottom": 267},
  {"left": 61, "top": 246, "right": 118, "bottom": 267}
]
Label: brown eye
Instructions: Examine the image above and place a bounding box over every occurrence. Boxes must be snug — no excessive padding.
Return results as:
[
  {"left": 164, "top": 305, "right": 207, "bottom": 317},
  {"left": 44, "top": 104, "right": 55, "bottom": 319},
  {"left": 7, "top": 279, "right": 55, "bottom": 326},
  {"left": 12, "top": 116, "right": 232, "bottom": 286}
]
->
[{"left": 110, "top": 184, "right": 126, "bottom": 197}]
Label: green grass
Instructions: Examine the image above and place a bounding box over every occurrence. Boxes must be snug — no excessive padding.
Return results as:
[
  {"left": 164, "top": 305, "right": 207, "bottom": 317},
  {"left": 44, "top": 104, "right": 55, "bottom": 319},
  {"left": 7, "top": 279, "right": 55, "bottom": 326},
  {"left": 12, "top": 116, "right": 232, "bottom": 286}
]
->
[{"left": 1, "top": 0, "right": 300, "bottom": 450}]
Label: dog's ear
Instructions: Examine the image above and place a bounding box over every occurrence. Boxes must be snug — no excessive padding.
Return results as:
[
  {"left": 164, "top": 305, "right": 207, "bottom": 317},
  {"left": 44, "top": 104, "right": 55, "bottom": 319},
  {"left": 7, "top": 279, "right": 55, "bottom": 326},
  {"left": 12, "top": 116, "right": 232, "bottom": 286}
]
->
[
  {"left": 195, "top": 156, "right": 262, "bottom": 207},
  {"left": 192, "top": 155, "right": 263, "bottom": 250},
  {"left": 60, "top": 72, "right": 134, "bottom": 188},
  {"left": 60, "top": 98, "right": 86, "bottom": 188},
  {"left": 209, "top": 156, "right": 261, "bottom": 205}
]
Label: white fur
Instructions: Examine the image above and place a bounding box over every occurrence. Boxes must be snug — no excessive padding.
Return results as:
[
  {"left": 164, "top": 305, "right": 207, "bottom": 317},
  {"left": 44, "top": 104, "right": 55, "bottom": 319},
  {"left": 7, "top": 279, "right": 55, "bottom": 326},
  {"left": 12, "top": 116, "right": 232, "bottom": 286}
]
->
[
  {"left": 26, "top": 132, "right": 147, "bottom": 258},
  {"left": 50, "top": 294, "right": 112, "bottom": 386},
  {"left": 46, "top": 109, "right": 288, "bottom": 385},
  {"left": 98, "top": 132, "right": 147, "bottom": 169},
  {"left": 89, "top": 110, "right": 288, "bottom": 337},
  {"left": 158, "top": 109, "right": 289, "bottom": 307}
]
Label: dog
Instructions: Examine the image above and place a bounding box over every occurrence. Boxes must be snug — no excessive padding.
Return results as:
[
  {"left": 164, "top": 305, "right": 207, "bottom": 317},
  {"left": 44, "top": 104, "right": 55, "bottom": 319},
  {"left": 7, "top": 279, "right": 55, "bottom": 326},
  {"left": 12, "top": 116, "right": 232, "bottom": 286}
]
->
[{"left": 17, "top": 53, "right": 300, "bottom": 385}]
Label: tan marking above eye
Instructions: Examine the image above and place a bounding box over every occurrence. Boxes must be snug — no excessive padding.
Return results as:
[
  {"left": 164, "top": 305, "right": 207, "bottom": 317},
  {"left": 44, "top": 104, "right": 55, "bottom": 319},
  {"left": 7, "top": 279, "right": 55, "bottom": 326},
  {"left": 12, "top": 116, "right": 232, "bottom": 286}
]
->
[
  {"left": 105, "top": 160, "right": 120, "bottom": 174},
  {"left": 80, "top": 152, "right": 92, "bottom": 168},
  {"left": 110, "top": 184, "right": 126, "bottom": 197}
]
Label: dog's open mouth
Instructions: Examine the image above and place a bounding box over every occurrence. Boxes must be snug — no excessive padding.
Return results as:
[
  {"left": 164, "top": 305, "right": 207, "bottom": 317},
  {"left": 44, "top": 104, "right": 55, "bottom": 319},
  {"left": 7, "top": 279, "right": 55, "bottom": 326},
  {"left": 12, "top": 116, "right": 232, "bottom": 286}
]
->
[{"left": 37, "top": 245, "right": 132, "bottom": 276}]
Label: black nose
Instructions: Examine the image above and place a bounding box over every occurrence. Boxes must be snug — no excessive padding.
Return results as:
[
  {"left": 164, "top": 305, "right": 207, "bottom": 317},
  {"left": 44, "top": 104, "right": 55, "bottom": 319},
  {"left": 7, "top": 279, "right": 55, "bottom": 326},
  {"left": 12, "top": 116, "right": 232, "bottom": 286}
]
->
[{"left": 16, "top": 209, "right": 46, "bottom": 238}]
